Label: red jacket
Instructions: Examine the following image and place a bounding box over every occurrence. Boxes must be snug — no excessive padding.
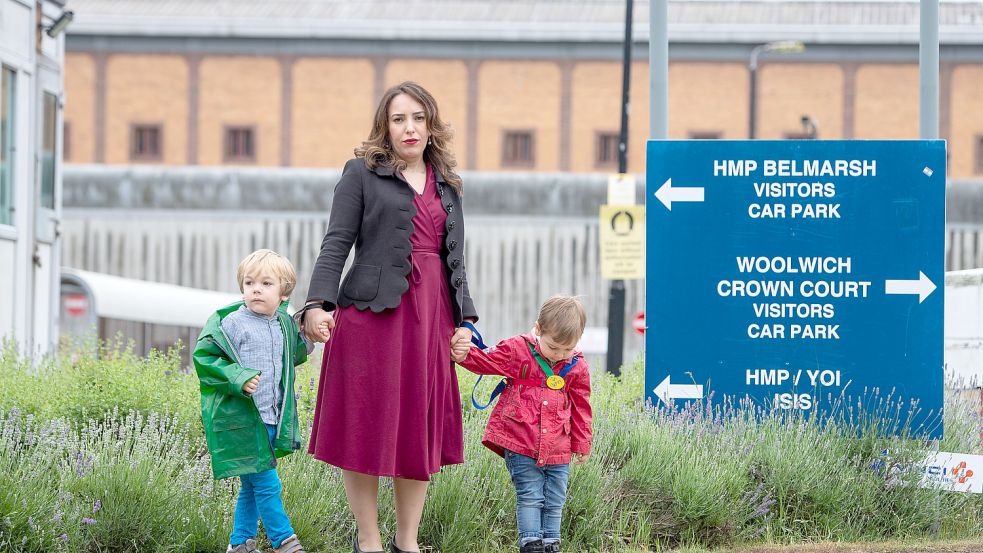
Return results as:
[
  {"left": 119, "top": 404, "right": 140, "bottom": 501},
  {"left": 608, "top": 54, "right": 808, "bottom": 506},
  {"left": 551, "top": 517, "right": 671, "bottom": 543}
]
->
[{"left": 460, "top": 333, "right": 592, "bottom": 466}]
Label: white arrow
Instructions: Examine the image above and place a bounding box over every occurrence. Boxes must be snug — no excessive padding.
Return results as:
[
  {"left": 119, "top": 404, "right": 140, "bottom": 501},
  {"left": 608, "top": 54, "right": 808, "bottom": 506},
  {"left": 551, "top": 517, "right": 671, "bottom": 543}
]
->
[
  {"left": 653, "top": 375, "right": 704, "bottom": 405},
  {"left": 885, "top": 271, "right": 936, "bottom": 303},
  {"left": 654, "top": 178, "right": 705, "bottom": 211}
]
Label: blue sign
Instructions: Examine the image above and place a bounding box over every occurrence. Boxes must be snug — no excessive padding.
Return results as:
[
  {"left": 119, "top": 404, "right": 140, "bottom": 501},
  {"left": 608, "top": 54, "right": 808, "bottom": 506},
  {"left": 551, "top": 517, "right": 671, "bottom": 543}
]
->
[{"left": 645, "top": 140, "right": 945, "bottom": 439}]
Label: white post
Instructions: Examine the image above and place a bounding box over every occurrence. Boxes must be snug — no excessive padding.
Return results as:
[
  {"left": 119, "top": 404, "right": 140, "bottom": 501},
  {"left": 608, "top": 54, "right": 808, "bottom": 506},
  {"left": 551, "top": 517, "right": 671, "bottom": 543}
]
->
[
  {"left": 920, "top": 0, "right": 939, "bottom": 139},
  {"left": 650, "top": 0, "right": 668, "bottom": 140}
]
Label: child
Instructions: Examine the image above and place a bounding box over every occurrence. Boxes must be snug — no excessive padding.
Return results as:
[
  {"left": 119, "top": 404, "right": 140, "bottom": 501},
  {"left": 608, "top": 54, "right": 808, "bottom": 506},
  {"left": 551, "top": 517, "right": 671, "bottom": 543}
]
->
[
  {"left": 452, "top": 295, "right": 593, "bottom": 553},
  {"left": 193, "top": 249, "right": 311, "bottom": 553}
]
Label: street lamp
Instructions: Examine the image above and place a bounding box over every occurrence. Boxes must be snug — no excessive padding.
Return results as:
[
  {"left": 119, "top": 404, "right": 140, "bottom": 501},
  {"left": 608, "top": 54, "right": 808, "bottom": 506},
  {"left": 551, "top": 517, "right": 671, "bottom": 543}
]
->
[
  {"left": 45, "top": 10, "right": 74, "bottom": 38},
  {"left": 748, "top": 40, "right": 806, "bottom": 139}
]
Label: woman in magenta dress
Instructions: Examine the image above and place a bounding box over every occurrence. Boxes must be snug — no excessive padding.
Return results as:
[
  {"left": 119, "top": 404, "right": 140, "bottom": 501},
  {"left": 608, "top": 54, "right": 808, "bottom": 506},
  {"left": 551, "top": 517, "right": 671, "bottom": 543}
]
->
[{"left": 301, "top": 82, "right": 477, "bottom": 553}]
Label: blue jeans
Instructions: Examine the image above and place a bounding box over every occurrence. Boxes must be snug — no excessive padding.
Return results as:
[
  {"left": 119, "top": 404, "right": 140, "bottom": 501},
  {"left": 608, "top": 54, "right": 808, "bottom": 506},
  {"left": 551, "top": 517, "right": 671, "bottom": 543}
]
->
[
  {"left": 504, "top": 450, "right": 570, "bottom": 546},
  {"left": 230, "top": 424, "right": 294, "bottom": 548}
]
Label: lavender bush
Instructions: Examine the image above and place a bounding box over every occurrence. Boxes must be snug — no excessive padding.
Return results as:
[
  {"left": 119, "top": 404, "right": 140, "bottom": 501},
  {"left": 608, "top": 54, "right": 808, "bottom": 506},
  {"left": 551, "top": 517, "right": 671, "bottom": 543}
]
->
[{"left": 0, "top": 341, "right": 981, "bottom": 552}]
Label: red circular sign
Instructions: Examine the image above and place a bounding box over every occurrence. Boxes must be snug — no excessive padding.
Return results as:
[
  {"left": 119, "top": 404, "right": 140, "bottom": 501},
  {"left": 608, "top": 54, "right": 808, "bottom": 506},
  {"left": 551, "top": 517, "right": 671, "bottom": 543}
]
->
[
  {"left": 64, "top": 294, "right": 89, "bottom": 317},
  {"left": 633, "top": 312, "right": 645, "bottom": 335}
]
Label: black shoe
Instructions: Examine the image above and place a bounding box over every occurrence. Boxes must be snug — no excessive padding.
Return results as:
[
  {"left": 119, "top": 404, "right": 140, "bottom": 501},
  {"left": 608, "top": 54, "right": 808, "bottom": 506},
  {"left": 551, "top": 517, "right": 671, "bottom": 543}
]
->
[
  {"left": 519, "top": 539, "right": 545, "bottom": 553},
  {"left": 544, "top": 542, "right": 562, "bottom": 553},
  {"left": 389, "top": 537, "right": 419, "bottom": 553}
]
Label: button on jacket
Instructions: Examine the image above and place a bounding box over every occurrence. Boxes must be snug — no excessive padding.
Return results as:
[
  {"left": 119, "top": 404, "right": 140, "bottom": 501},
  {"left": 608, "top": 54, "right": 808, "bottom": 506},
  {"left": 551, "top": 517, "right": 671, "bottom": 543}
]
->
[
  {"left": 307, "top": 157, "right": 478, "bottom": 325},
  {"left": 460, "top": 333, "right": 593, "bottom": 466}
]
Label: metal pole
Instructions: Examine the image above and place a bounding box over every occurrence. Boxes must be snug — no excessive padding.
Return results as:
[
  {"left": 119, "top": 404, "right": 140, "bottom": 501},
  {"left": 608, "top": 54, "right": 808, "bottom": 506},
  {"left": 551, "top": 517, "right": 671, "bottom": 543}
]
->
[
  {"left": 748, "top": 65, "right": 758, "bottom": 139},
  {"left": 920, "top": 0, "right": 939, "bottom": 139},
  {"left": 618, "top": 0, "right": 633, "bottom": 173},
  {"left": 748, "top": 45, "right": 764, "bottom": 140},
  {"left": 650, "top": 0, "right": 668, "bottom": 140},
  {"left": 920, "top": 0, "right": 941, "bottom": 537},
  {"left": 606, "top": 0, "right": 633, "bottom": 376}
]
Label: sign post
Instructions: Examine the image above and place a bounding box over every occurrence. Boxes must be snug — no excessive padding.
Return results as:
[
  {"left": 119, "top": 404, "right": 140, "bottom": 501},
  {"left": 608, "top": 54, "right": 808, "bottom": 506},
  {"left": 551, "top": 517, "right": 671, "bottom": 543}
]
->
[{"left": 645, "top": 140, "right": 945, "bottom": 438}]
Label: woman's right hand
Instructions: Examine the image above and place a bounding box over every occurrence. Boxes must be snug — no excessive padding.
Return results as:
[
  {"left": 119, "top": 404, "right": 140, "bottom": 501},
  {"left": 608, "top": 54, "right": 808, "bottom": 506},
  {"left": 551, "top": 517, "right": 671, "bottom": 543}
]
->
[{"left": 303, "top": 306, "right": 335, "bottom": 343}]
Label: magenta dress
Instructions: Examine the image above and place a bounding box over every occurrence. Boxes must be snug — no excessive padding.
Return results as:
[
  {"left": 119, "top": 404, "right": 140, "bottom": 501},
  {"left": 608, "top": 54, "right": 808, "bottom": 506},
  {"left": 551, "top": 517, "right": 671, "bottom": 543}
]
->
[{"left": 308, "top": 164, "right": 464, "bottom": 480}]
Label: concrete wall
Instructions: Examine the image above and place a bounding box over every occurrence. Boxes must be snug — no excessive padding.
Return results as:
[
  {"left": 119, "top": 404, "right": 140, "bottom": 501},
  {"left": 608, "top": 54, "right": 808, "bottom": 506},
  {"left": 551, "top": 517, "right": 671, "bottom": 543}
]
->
[{"left": 62, "top": 165, "right": 647, "bottom": 366}]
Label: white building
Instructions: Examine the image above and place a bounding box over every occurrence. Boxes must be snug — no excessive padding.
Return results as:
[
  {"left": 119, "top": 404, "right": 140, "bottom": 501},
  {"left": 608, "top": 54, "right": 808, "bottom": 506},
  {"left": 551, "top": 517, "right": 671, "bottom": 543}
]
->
[{"left": 0, "top": 0, "right": 69, "bottom": 355}]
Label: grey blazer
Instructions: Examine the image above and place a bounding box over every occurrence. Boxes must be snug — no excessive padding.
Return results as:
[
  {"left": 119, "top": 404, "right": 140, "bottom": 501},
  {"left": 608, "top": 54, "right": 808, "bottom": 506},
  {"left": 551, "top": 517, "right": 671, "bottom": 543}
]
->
[{"left": 306, "top": 157, "right": 478, "bottom": 325}]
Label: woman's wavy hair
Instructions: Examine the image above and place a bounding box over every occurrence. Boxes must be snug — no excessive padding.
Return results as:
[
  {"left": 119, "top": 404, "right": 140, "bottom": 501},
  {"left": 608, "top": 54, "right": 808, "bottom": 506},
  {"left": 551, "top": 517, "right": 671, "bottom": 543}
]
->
[{"left": 355, "top": 81, "right": 463, "bottom": 194}]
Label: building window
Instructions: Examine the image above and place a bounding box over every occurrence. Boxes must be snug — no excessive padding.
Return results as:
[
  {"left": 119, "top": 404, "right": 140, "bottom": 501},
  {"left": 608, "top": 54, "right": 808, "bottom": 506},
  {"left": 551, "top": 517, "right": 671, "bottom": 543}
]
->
[
  {"left": 40, "top": 92, "right": 58, "bottom": 209},
  {"left": 502, "top": 130, "right": 534, "bottom": 167},
  {"left": 130, "top": 124, "right": 162, "bottom": 162},
  {"left": 63, "top": 121, "right": 71, "bottom": 161},
  {"left": 0, "top": 67, "right": 15, "bottom": 226},
  {"left": 224, "top": 126, "right": 256, "bottom": 163},
  {"left": 689, "top": 131, "right": 722, "bottom": 140},
  {"left": 595, "top": 132, "right": 619, "bottom": 169},
  {"left": 975, "top": 135, "right": 983, "bottom": 175}
]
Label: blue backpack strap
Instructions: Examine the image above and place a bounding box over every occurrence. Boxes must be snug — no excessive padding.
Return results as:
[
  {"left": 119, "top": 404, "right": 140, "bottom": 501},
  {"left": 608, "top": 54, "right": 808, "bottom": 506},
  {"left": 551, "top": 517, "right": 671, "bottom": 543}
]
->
[
  {"left": 471, "top": 375, "right": 507, "bottom": 410},
  {"left": 558, "top": 356, "right": 580, "bottom": 379},
  {"left": 461, "top": 321, "right": 486, "bottom": 349},
  {"left": 463, "top": 322, "right": 507, "bottom": 410}
]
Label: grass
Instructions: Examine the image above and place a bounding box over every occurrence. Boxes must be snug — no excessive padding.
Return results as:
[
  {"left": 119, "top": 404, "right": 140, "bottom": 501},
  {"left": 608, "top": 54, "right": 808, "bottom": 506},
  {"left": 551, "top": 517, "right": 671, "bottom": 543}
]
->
[{"left": 0, "top": 338, "right": 981, "bottom": 552}]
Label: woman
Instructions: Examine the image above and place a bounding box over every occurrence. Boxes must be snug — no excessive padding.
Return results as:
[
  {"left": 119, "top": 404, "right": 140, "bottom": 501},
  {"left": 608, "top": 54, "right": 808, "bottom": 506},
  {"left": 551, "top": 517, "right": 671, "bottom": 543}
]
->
[{"left": 301, "top": 81, "right": 477, "bottom": 553}]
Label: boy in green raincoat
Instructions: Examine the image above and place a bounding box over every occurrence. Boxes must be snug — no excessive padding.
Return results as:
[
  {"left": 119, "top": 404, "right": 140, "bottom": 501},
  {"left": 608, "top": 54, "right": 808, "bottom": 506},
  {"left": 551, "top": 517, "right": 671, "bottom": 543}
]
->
[{"left": 194, "top": 249, "right": 312, "bottom": 553}]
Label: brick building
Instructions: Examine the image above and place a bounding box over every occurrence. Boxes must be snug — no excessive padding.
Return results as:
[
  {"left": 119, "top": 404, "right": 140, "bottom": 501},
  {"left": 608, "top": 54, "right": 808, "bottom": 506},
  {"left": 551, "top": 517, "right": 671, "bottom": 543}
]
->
[{"left": 62, "top": 0, "right": 983, "bottom": 177}]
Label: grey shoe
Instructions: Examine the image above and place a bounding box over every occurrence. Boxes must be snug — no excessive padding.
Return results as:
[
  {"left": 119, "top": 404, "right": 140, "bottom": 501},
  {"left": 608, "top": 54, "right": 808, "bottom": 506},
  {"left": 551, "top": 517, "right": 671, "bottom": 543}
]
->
[
  {"left": 227, "top": 539, "right": 261, "bottom": 553},
  {"left": 276, "top": 535, "right": 306, "bottom": 553},
  {"left": 519, "top": 540, "right": 545, "bottom": 553},
  {"left": 544, "top": 542, "right": 562, "bottom": 553}
]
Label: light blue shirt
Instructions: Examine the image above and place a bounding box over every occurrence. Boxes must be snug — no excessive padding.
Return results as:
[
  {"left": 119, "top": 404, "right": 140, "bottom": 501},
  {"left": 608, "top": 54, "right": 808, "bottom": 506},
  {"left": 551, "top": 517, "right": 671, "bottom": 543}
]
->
[{"left": 221, "top": 305, "right": 284, "bottom": 426}]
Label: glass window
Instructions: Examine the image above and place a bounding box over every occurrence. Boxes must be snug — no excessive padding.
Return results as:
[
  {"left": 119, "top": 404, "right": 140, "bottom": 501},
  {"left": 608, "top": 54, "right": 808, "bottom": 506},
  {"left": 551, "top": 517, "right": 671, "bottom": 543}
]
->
[
  {"left": 595, "top": 132, "right": 619, "bottom": 168},
  {"left": 0, "top": 67, "right": 15, "bottom": 226},
  {"left": 688, "top": 131, "right": 722, "bottom": 140},
  {"left": 975, "top": 135, "right": 983, "bottom": 175},
  {"left": 130, "top": 124, "right": 162, "bottom": 161},
  {"left": 502, "top": 130, "right": 534, "bottom": 167},
  {"left": 40, "top": 92, "right": 57, "bottom": 209},
  {"left": 63, "top": 121, "right": 71, "bottom": 161},
  {"left": 224, "top": 126, "right": 256, "bottom": 163}
]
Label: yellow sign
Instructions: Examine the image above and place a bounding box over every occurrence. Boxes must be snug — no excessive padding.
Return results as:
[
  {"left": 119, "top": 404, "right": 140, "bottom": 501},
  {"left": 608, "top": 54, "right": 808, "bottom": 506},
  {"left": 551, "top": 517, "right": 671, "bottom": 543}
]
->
[{"left": 600, "top": 205, "right": 645, "bottom": 280}]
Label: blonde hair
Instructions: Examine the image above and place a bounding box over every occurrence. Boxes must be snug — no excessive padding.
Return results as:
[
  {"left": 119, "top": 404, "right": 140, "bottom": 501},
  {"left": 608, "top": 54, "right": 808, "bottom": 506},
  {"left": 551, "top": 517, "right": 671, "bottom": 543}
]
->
[
  {"left": 536, "top": 295, "right": 587, "bottom": 345},
  {"left": 354, "top": 81, "right": 463, "bottom": 195},
  {"left": 236, "top": 249, "right": 297, "bottom": 298}
]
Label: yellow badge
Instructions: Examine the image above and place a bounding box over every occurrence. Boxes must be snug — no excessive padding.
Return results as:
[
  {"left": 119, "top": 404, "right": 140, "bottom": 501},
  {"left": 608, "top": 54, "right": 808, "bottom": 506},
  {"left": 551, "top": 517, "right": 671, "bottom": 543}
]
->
[{"left": 546, "top": 375, "right": 565, "bottom": 390}]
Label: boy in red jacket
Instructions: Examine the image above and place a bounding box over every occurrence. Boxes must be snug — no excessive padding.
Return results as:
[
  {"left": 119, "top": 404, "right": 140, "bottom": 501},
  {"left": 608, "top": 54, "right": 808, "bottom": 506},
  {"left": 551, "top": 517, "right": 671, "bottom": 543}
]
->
[{"left": 452, "top": 295, "right": 593, "bottom": 553}]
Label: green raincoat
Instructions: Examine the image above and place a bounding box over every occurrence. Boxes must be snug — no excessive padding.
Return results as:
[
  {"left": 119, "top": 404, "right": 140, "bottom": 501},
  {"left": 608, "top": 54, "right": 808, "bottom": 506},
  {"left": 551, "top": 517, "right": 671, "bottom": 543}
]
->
[{"left": 193, "top": 301, "right": 308, "bottom": 480}]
